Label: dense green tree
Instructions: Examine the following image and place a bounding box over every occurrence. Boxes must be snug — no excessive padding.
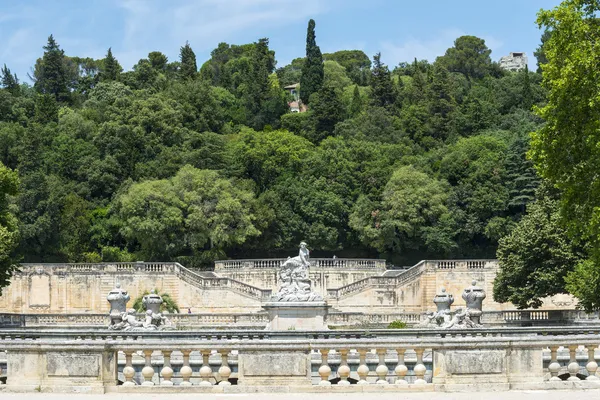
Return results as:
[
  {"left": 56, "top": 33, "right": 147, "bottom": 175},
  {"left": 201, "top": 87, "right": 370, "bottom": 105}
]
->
[
  {"left": 494, "top": 190, "right": 582, "bottom": 308},
  {"left": 1, "top": 65, "right": 19, "bottom": 96},
  {"left": 0, "top": 162, "right": 19, "bottom": 291},
  {"left": 534, "top": 28, "right": 552, "bottom": 73},
  {"left": 370, "top": 53, "right": 395, "bottom": 108},
  {"left": 179, "top": 41, "right": 197, "bottom": 80},
  {"left": 310, "top": 85, "right": 344, "bottom": 142},
  {"left": 350, "top": 85, "right": 363, "bottom": 116},
  {"left": 33, "top": 35, "right": 70, "bottom": 102},
  {"left": 323, "top": 50, "right": 371, "bottom": 85},
  {"left": 300, "top": 19, "right": 324, "bottom": 104},
  {"left": 101, "top": 48, "right": 122, "bottom": 81},
  {"left": 438, "top": 35, "right": 493, "bottom": 79},
  {"left": 349, "top": 165, "right": 452, "bottom": 255},
  {"left": 531, "top": 0, "right": 600, "bottom": 310}
]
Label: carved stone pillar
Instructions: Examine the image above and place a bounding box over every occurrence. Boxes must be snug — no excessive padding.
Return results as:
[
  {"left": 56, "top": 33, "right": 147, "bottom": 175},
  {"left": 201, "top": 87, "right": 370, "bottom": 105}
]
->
[
  {"left": 141, "top": 350, "right": 155, "bottom": 386},
  {"left": 357, "top": 349, "right": 370, "bottom": 385},
  {"left": 218, "top": 350, "right": 232, "bottom": 386},
  {"left": 160, "top": 350, "right": 174, "bottom": 386},
  {"left": 180, "top": 350, "right": 193, "bottom": 386},
  {"left": 318, "top": 349, "right": 332, "bottom": 386},
  {"left": 395, "top": 348, "right": 408, "bottom": 385},
  {"left": 337, "top": 349, "right": 351, "bottom": 386},
  {"left": 376, "top": 349, "right": 389, "bottom": 384}
]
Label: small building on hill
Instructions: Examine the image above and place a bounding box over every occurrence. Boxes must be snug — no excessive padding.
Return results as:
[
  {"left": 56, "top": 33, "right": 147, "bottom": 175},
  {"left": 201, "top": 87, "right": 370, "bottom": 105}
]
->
[{"left": 499, "top": 52, "right": 528, "bottom": 71}]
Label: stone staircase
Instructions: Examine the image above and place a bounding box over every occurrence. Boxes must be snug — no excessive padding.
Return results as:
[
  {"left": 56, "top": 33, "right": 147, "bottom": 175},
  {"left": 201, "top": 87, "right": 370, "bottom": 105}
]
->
[{"left": 326, "top": 260, "right": 427, "bottom": 300}]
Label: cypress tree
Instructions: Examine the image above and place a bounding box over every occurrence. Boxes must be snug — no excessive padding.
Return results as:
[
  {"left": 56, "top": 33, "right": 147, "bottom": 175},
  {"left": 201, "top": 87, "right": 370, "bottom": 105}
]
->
[
  {"left": 300, "top": 19, "right": 323, "bottom": 104},
  {"left": 428, "top": 63, "right": 456, "bottom": 140},
  {"left": 0, "top": 64, "right": 19, "bottom": 95},
  {"left": 505, "top": 134, "right": 539, "bottom": 215},
  {"left": 34, "top": 35, "right": 70, "bottom": 103},
  {"left": 521, "top": 64, "right": 533, "bottom": 110},
  {"left": 102, "top": 48, "right": 122, "bottom": 81},
  {"left": 370, "top": 53, "right": 395, "bottom": 108},
  {"left": 180, "top": 41, "right": 198, "bottom": 80},
  {"left": 350, "top": 84, "right": 363, "bottom": 115}
]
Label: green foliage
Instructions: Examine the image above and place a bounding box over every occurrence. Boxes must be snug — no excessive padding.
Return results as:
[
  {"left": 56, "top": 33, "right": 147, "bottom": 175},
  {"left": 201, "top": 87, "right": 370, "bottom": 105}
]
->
[
  {"left": 0, "top": 162, "right": 19, "bottom": 292},
  {"left": 437, "top": 36, "right": 493, "bottom": 80},
  {"left": 530, "top": 0, "right": 600, "bottom": 310},
  {"left": 0, "top": 26, "right": 548, "bottom": 275},
  {"left": 387, "top": 320, "right": 407, "bottom": 329},
  {"left": 300, "top": 19, "right": 324, "bottom": 104},
  {"left": 132, "top": 289, "right": 180, "bottom": 314},
  {"left": 179, "top": 41, "right": 197, "bottom": 80},
  {"left": 494, "top": 190, "right": 582, "bottom": 309},
  {"left": 33, "top": 35, "right": 70, "bottom": 103},
  {"left": 370, "top": 53, "right": 395, "bottom": 109}
]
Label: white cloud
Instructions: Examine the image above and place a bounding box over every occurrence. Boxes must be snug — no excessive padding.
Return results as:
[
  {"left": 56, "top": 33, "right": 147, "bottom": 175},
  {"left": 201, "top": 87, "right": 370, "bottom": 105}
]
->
[{"left": 380, "top": 28, "right": 504, "bottom": 67}]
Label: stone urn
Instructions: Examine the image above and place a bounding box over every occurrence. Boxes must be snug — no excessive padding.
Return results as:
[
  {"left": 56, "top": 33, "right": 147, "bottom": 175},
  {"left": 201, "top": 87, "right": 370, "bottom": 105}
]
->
[
  {"left": 462, "top": 280, "right": 486, "bottom": 324},
  {"left": 433, "top": 288, "right": 454, "bottom": 313},
  {"left": 142, "top": 290, "right": 163, "bottom": 314},
  {"left": 107, "top": 283, "right": 130, "bottom": 326}
]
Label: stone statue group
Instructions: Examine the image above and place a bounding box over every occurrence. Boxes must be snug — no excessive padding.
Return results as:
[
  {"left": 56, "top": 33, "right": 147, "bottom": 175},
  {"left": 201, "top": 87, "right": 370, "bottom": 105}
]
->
[
  {"left": 420, "top": 280, "right": 487, "bottom": 329},
  {"left": 107, "top": 285, "right": 174, "bottom": 331},
  {"left": 271, "top": 241, "right": 323, "bottom": 302}
]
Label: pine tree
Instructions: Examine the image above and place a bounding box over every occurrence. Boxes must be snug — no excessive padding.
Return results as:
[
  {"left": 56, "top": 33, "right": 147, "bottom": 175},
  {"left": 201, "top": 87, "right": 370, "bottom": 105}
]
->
[
  {"left": 521, "top": 64, "right": 533, "bottom": 110},
  {"left": 350, "top": 84, "right": 363, "bottom": 115},
  {"left": 0, "top": 64, "right": 19, "bottom": 95},
  {"left": 312, "top": 84, "right": 344, "bottom": 142},
  {"left": 179, "top": 41, "right": 197, "bottom": 80},
  {"left": 101, "top": 48, "right": 122, "bottom": 81},
  {"left": 34, "top": 35, "right": 70, "bottom": 103},
  {"left": 370, "top": 53, "right": 395, "bottom": 108},
  {"left": 428, "top": 63, "right": 456, "bottom": 140},
  {"left": 300, "top": 19, "right": 323, "bottom": 104},
  {"left": 505, "top": 134, "right": 539, "bottom": 215}
]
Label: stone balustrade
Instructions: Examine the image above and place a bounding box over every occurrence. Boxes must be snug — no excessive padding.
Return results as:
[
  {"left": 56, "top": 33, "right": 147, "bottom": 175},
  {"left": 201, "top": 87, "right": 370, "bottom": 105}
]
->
[
  {"left": 2, "top": 327, "right": 600, "bottom": 392},
  {"left": 2, "top": 309, "right": 600, "bottom": 330},
  {"left": 214, "top": 258, "right": 388, "bottom": 271}
]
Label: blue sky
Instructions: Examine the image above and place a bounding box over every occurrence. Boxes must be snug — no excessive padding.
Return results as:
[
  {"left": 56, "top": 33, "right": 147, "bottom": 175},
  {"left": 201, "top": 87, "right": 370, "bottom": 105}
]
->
[{"left": 0, "top": 0, "right": 562, "bottom": 82}]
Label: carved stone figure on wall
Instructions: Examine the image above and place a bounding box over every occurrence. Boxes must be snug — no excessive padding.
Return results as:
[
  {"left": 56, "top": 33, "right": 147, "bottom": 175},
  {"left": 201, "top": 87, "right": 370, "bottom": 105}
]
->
[
  {"left": 271, "top": 242, "right": 323, "bottom": 302},
  {"left": 462, "top": 280, "right": 486, "bottom": 325},
  {"left": 107, "top": 285, "right": 174, "bottom": 331},
  {"left": 107, "top": 283, "right": 130, "bottom": 327}
]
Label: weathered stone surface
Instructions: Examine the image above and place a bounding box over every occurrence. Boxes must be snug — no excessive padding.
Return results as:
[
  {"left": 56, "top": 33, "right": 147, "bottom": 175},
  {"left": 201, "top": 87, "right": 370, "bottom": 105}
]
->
[
  {"left": 241, "top": 353, "right": 309, "bottom": 376},
  {"left": 445, "top": 350, "right": 504, "bottom": 374},
  {"left": 47, "top": 352, "right": 100, "bottom": 377},
  {"left": 264, "top": 301, "right": 329, "bottom": 330}
]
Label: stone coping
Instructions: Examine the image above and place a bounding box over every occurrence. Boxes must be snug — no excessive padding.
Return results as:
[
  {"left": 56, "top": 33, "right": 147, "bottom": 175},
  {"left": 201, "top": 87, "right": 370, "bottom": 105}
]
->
[{"left": 262, "top": 301, "right": 329, "bottom": 308}]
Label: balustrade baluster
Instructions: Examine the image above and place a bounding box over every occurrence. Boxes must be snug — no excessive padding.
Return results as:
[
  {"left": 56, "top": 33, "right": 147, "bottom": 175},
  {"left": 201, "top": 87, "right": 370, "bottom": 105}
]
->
[
  {"left": 357, "top": 349, "right": 370, "bottom": 385},
  {"left": 199, "top": 350, "right": 213, "bottom": 386},
  {"left": 218, "top": 350, "right": 232, "bottom": 386},
  {"left": 160, "top": 350, "right": 174, "bottom": 386},
  {"left": 548, "top": 346, "right": 561, "bottom": 382},
  {"left": 141, "top": 350, "right": 155, "bottom": 386},
  {"left": 123, "top": 350, "right": 136, "bottom": 386},
  {"left": 413, "top": 348, "right": 427, "bottom": 384},
  {"left": 586, "top": 346, "right": 599, "bottom": 380},
  {"left": 180, "top": 350, "right": 193, "bottom": 386},
  {"left": 337, "top": 349, "right": 351, "bottom": 386},
  {"left": 376, "top": 349, "right": 389, "bottom": 384},
  {"left": 318, "top": 349, "right": 332, "bottom": 386},
  {"left": 394, "top": 348, "right": 408, "bottom": 385},
  {"left": 567, "top": 345, "right": 581, "bottom": 381}
]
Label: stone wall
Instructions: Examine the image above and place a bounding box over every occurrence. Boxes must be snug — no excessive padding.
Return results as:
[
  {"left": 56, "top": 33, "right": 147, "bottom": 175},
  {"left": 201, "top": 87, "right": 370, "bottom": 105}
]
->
[{"left": 0, "top": 259, "right": 578, "bottom": 315}]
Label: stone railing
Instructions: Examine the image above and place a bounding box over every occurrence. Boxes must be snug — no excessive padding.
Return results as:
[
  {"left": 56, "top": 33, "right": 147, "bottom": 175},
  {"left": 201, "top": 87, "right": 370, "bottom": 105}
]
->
[
  {"left": 2, "top": 327, "right": 600, "bottom": 392},
  {"left": 327, "top": 261, "right": 427, "bottom": 299},
  {"left": 214, "top": 258, "right": 387, "bottom": 271},
  {"left": 430, "top": 259, "right": 498, "bottom": 270},
  {"left": 6, "top": 308, "right": 597, "bottom": 330},
  {"left": 19, "top": 262, "right": 273, "bottom": 302}
]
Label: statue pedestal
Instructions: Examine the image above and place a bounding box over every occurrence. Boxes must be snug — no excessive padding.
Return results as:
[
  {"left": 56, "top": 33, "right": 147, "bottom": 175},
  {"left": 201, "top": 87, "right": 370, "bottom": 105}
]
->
[{"left": 263, "top": 301, "right": 329, "bottom": 331}]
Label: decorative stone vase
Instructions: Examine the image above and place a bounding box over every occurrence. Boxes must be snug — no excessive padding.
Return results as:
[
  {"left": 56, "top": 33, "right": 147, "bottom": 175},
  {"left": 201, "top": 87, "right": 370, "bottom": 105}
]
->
[
  {"left": 433, "top": 288, "right": 454, "bottom": 313},
  {"left": 106, "top": 283, "right": 130, "bottom": 326},
  {"left": 462, "top": 280, "right": 486, "bottom": 324},
  {"left": 142, "top": 290, "right": 163, "bottom": 314}
]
